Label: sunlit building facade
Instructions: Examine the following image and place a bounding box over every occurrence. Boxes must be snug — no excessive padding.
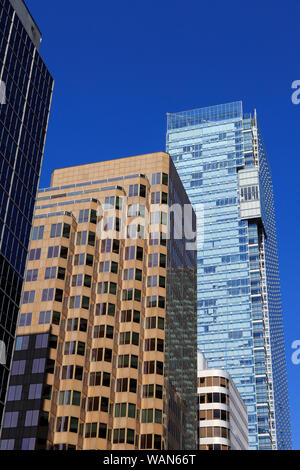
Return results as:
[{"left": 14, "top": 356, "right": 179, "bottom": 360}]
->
[
  {"left": 167, "top": 102, "right": 292, "bottom": 450},
  {"left": 0, "top": 152, "right": 197, "bottom": 450}
]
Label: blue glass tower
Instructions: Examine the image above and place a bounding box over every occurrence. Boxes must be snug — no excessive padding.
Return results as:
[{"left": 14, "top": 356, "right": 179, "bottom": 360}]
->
[{"left": 166, "top": 102, "right": 292, "bottom": 450}]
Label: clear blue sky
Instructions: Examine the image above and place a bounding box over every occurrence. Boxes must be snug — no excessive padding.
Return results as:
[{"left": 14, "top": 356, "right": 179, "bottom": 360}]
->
[{"left": 27, "top": 0, "right": 300, "bottom": 448}]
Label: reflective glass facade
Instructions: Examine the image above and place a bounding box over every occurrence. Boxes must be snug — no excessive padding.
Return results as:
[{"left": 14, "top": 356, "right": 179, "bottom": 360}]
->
[
  {"left": 167, "top": 102, "right": 292, "bottom": 450},
  {"left": 0, "top": 0, "right": 53, "bottom": 426}
]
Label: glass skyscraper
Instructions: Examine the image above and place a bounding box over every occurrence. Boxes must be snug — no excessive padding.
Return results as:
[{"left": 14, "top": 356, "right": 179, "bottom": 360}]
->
[
  {"left": 166, "top": 101, "right": 292, "bottom": 450},
  {"left": 0, "top": 0, "right": 53, "bottom": 425}
]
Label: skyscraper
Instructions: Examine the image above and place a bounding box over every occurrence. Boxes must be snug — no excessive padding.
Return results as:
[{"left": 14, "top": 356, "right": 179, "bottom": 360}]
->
[
  {"left": 0, "top": 152, "right": 197, "bottom": 450},
  {"left": 166, "top": 101, "right": 292, "bottom": 450},
  {"left": 0, "top": 0, "right": 54, "bottom": 425}
]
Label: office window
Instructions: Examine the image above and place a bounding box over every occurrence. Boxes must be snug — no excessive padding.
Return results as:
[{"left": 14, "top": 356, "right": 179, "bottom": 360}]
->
[
  {"left": 140, "top": 184, "right": 146, "bottom": 198},
  {"left": 56, "top": 417, "right": 69, "bottom": 433},
  {"left": 42, "top": 288, "right": 54, "bottom": 302},
  {"left": 15, "top": 336, "right": 29, "bottom": 351},
  {"left": 78, "top": 209, "right": 89, "bottom": 223},
  {"left": 50, "top": 223, "right": 62, "bottom": 238},
  {"left": 3, "top": 412, "right": 19, "bottom": 428},
  {"left": 99, "top": 261, "right": 110, "bottom": 273},
  {"left": 136, "top": 246, "right": 143, "bottom": 260},
  {"left": 29, "top": 248, "right": 41, "bottom": 260},
  {"left": 72, "top": 274, "right": 83, "bottom": 287},
  {"left": 146, "top": 296, "right": 157, "bottom": 308},
  {"left": 101, "top": 239, "right": 112, "bottom": 253},
  {"left": 21, "top": 439, "right": 35, "bottom": 451},
  {"left": 70, "top": 296, "right": 81, "bottom": 309},
  {"left": 143, "top": 384, "right": 154, "bottom": 398},
  {"left": 32, "top": 358, "right": 46, "bottom": 374},
  {"left": 35, "top": 334, "right": 48, "bottom": 349},
  {"left": 81, "top": 296, "right": 90, "bottom": 310},
  {"left": 19, "top": 312, "right": 32, "bottom": 327},
  {"left": 11, "top": 360, "right": 26, "bottom": 376},
  {"left": 0, "top": 440, "right": 15, "bottom": 450},
  {"left": 112, "top": 239, "right": 120, "bottom": 254},
  {"left": 111, "top": 261, "right": 118, "bottom": 274},
  {"left": 149, "top": 232, "right": 159, "bottom": 246},
  {"left": 162, "top": 173, "right": 168, "bottom": 185},
  {"left": 103, "top": 372, "right": 111, "bottom": 387},
  {"left": 84, "top": 274, "right": 92, "bottom": 287},
  {"left": 85, "top": 422, "right": 98, "bottom": 438},
  {"left": 151, "top": 173, "right": 161, "bottom": 185},
  {"left": 7, "top": 385, "right": 22, "bottom": 401},
  {"left": 89, "top": 371, "right": 101, "bottom": 386},
  {"left": 76, "top": 231, "right": 87, "bottom": 245},
  {"left": 23, "top": 290, "right": 35, "bottom": 304},
  {"left": 26, "top": 269, "right": 38, "bottom": 282},
  {"left": 58, "top": 267, "right": 66, "bottom": 280},
  {"left": 86, "top": 254, "right": 94, "bottom": 266},
  {"left": 47, "top": 245, "right": 59, "bottom": 258},
  {"left": 148, "top": 253, "right": 158, "bottom": 267},
  {"left": 28, "top": 384, "right": 42, "bottom": 400},
  {"left": 125, "top": 246, "right": 135, "bottom": 260},
  {"left": 161, "top": 212, "right": 167, "bottom": 225},
  {"left": 147, "top": 275, "right": 157, "bottom": 287},
  {"left": 142, "top": 409, "right": 153, "bottom": 423},
  {"left": 60, "top": 246, "right": 68, "bottom": 259},
  {"left": 32, "top": 225, "right": 44, "bottom": 241},
  {"left": 150, "top": 212, "right": 160, "bottom": 224},
  {"left": 63, "top": 223, "right": 71, "bottom": 238},
  {"left": 99, "top": 423, "right": 107, "bottom": 439},
  {"left": 145, "top": 317, "right": 156, "bottom": 329},
  {"left": 45, "top": 267, "right": 56, "bottom": 280},
  {"left": 113, "top": 428, "right": 126, "bottom": 444},
  {"left": 25, "top": 410, "right": 39, "bottom": 427},
  {"left": 129, "top": 184, "right": 138, "bottom": 197},
  {"left": 39, "top": 310, "right": 51, "bottom": 325},
  {"left": 98, "top": 281, "right": 108, "bottom": 294},
  {"left": 104, "top": 196, "right": 115, "bottom": 210},
  {"left": 160, "top": 254, "right": 166, "bottom": 268},
  {"left": 151, "top": 192, "right": 160, "bottom": 204},
  {"left": 74, "top": 253, "right": 85, "bottom": 265},
  {"left": 144, "top": 361, "right": 155, "bottom": 374},
  {"left": 141, "top": 434, "right": 152, "bottom": 449},
  {"left": 88, "top": 231, "right": 96, "bottom": 246}
]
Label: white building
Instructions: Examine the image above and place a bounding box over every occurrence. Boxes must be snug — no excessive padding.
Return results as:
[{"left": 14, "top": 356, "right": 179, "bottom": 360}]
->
[{"left": 197, "top": 353, "right": 248, "bottom": 450}]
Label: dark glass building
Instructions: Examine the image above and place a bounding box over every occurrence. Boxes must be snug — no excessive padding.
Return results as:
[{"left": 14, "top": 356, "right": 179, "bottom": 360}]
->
[{"left": 0, "top": 0, "right": 53, "bottom": 426}]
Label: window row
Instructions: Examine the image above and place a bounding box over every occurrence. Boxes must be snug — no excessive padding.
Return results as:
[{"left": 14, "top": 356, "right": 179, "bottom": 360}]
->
[
  {"left": 199, "top": 426, "right": 230, "bottom": 440},
  {"left": 198, "top": 376, "right": 229, "bottom": 388},
  {"left": 31, "top": 223, "right": 70, "bottom": 240},
  {"left": 198, "top": 393, "right": 230, "bottom": 405},
  {"left": 199, "top": 409, "right": 230, "bottom": 422},
  {"left": 56, "top": 416, "right": 79, "bottom": 433},
  {"left": 78, "top": 208, "right": 97, "bottom": 224},
  {"left": 19, "top": 311, "right": 60, "bottom": 327}
]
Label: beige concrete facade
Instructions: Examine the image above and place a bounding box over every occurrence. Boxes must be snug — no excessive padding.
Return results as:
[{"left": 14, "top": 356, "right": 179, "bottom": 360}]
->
[{"left": 2, "top": 152, "right": 197, "bottom": 450}]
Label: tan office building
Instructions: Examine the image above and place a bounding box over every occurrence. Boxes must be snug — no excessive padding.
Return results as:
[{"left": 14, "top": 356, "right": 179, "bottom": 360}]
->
[{"left": 0, "top": 152, "right": 197, "bottom": 451}]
